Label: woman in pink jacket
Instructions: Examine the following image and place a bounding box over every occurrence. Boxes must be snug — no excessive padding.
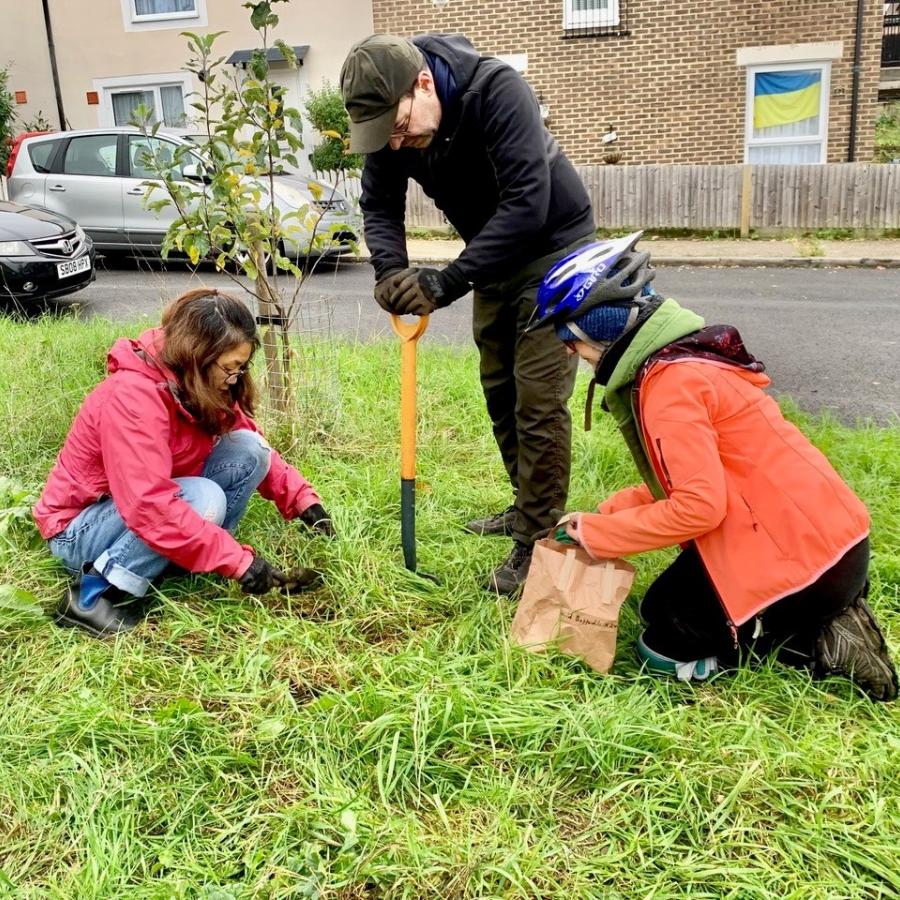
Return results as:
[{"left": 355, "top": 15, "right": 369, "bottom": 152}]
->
[{"left": 34, "top": 288, "right": 333, "bottom": 638}]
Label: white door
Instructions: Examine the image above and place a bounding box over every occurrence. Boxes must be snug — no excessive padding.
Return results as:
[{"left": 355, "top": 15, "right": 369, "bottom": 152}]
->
[{"left": 270, "top": 66, "right": 312, "bottom": 175}]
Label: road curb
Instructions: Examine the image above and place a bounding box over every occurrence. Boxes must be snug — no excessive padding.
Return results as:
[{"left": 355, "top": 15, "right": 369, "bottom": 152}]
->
[
  {"left": 102, "top": 254, "right": 900, "bottom": 271},
  {"left": 652, "top": 256, "right": 900, "bottom": 268},
  {"left": 346, "top": 255, "right": 900, "bottom": 269}
]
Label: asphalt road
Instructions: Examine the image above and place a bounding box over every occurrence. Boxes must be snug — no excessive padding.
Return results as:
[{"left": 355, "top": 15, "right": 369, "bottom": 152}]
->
[{"left": 31, "top": 257, "right": 900, "bottom": 423}]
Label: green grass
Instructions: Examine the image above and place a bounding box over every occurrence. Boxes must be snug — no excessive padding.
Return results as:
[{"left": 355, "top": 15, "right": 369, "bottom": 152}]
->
[{"left": 0, "top": 315, "right": 898, "bottom": 898}]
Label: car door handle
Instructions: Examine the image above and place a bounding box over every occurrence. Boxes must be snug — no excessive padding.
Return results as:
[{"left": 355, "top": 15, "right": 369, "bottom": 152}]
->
[
  {"left": 126, "top": 188, "right": 144, "bottom": 195},
  {"left": 48, "top": 184, "right": 66, "bottom": 192}
]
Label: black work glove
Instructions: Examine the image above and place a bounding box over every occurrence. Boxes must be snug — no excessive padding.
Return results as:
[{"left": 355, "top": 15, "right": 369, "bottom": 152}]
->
[
  {"left": 374, "top": 267, "right": 417, "bottom": 313},
  {"left": 299, "top": 502, "right": 336, "bottom": 537},
  {"left": 391, "top": 265, "right": 471, "bottom": 316},
  {"left": 239, "top": 554, "right": 323, "bottom": 595},
  {"left": 276, "top": 567, "right": 323, "bottom": 594},
  {"left": 238, "top": 554, "right": 289, "bottom": 594}
]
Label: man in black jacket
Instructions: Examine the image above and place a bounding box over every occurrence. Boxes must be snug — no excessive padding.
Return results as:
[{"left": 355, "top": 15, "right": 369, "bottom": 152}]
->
[{"left": 340, "top": 33, "right": 596, "bottom": 594}]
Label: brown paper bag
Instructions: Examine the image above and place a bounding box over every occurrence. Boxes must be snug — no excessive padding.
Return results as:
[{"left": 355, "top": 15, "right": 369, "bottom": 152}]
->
[{"left": 510, "top": 538, "right": 635, "bottom": 674}]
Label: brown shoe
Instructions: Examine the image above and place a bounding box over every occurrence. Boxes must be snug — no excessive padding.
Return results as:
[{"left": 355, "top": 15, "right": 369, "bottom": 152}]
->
[
  {"left": 464, "top": 505, "right": 517, "bottom": 537},
  {"left": 814, "top": 596, "right": 898, "bottom": 701},
  {"left": 484, "top": 541, "right": 533, "bottom": 595}
]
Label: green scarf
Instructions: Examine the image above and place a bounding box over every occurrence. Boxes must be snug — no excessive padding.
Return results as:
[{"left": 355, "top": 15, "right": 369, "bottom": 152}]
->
[{"left": 602, "top": 299, "right": 705, "bottom": 499}]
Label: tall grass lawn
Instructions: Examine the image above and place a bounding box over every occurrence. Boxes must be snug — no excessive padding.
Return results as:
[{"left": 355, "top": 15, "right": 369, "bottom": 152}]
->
[{"left": 0, "top": 315, "right": 898, "bottom": 898}]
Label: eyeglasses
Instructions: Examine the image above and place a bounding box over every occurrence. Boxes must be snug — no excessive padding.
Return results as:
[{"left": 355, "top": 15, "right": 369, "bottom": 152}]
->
[
  {"left": 390, "top": 91, "right": 416, "bottom": 141},
  {"left": 215, "top": 361, "right": 249, "bottom": 384}
]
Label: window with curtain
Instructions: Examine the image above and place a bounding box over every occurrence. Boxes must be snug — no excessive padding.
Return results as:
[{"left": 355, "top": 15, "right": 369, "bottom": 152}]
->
[
  {"left": 132, "top": 0, "right": 196, "bottom": 19},
  {"left": 745, "top": 65, "right": 828, "bottom": 164},
  {"left": 112, "top": 91, "right": 154, "bottom": 127},
  {"left": 111, "top": 86, "right": 186, "bottom": 128},
  {"left": 159, "top": 86, "right": 187, "bottom": 127},
  {"left": 564, "top": 0, "right": 620, "bottom": 29}
]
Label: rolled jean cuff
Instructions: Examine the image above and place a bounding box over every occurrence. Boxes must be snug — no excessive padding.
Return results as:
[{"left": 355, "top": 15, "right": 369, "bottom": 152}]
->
[{"left": 93, "top": 551, "right": 151, "bottom": 597}]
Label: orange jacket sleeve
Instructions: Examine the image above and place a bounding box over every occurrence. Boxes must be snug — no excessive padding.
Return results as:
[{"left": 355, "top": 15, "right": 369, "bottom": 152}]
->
[
  {"left": 597, "top": 483, "right": 654, "bottom": 514},
  {"left": 576, "top": 364, "right": 728, "bottom": 559}
]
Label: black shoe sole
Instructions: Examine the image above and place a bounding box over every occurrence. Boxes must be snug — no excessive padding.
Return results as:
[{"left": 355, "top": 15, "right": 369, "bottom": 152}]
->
[{"left": 52, "top": 610, "right": 139, "bottom": 639}]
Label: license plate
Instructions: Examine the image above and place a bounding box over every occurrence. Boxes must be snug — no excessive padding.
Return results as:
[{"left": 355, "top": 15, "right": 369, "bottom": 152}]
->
[{"left": 57, "top": 255, "right": 91, "bottom": 280}]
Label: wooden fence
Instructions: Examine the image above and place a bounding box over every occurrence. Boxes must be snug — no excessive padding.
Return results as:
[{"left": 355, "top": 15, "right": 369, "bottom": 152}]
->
[
  {"left": 335, "top": 163, "right": 900, "bottom": 233},
  {"left": 5, "top": 164, "right": 896, "bottom": 230}
]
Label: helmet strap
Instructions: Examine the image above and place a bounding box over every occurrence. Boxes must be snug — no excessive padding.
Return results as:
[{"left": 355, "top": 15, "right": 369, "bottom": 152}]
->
[{"left": 566, "top": 322, "right": 612, "bottom": 353}]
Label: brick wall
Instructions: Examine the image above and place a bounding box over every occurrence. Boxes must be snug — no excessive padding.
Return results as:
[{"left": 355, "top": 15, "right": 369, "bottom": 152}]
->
[{"left": 371, "top": 0, "right": 883, "bottom": 165}]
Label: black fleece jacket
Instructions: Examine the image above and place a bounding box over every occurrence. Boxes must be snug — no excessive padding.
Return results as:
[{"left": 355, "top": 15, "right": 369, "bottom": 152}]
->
[{"left": 360, "top": 34, "right": 595, "bottom": 287}]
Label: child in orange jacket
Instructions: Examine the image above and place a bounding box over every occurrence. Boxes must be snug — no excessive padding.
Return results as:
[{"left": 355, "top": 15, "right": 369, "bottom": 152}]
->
[{"left": 530, "top": 233, "right": 896, "bottom": 701}]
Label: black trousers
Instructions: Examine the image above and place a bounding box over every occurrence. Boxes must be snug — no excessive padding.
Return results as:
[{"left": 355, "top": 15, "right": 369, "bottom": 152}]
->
[
  {"left": 640, "top": 538, "right": 870, "bottom": 665},
  {"left": 472, "top": 234, "right": 593, "bottom": 545}
]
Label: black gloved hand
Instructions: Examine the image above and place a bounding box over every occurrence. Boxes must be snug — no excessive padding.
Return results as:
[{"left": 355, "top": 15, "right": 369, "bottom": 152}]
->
[
  {"left": 299, "top": 502, "right": 336, "bottom": 537},
  {"left": 276, "top": 566, "right": 324, "bottom": 594},
  {"left": 238, "top": 554, "right": 289, "bottom": 595},
  {"left": 391, "top": 265, "right": 471, "bottom": 316},
  {"left": 374, "top": 267, "right": 417, "bottom": 313}
]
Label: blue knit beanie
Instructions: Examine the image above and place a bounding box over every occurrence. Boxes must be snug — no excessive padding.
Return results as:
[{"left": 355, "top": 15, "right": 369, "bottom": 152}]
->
[{"left": 555, "top": 304, "right": 631, "bottom": 344}]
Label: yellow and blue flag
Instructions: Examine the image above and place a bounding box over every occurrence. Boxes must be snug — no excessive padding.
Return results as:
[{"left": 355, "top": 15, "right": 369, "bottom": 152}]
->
[{"left": 753, "top": 70, "right": 821, "bottom": 130}]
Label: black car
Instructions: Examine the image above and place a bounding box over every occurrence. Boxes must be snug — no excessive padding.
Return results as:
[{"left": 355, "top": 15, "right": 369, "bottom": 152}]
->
[{"left": 0, "top": 200, "right": 95, "bottom": 305}]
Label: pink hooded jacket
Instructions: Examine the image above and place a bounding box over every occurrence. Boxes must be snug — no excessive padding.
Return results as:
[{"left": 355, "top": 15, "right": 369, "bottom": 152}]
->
[{"left": 33, "top": 328, "right": 320, "bottom": 579}]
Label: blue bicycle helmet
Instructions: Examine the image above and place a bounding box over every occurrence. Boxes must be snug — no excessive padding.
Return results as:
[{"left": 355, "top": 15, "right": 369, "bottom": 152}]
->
[{"left": 529, "top": 231, "right": 656, "bottom": 332}]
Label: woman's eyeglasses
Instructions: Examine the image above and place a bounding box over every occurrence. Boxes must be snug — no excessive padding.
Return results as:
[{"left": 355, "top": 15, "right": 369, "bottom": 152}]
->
[{"left": 215, "top": 362, "right": 248, "bottom": 384}]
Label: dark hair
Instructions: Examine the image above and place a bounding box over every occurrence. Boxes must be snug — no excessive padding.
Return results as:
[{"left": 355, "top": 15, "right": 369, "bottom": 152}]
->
[{"left": 159, "top": 288, "right": 260, "bottom": 434}]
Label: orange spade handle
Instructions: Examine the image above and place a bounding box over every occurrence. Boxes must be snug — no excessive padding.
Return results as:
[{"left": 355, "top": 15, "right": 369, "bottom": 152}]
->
[{"left": 390, "top": 314, "right": 429, "bottom": 480}]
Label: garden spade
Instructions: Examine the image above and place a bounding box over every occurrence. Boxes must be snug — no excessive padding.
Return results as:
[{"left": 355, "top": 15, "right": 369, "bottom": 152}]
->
[{"left": 390, "top": 313, "right": 432, "bottom": 575}]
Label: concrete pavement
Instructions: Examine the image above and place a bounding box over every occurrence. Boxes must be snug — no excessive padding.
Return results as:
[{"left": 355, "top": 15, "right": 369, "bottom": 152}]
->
[
  {"left": 72, "top": 265, "right": 899, "bottom": 423},
  {"left": 359, "top": 236, "right": 900, "bottom": 269}
]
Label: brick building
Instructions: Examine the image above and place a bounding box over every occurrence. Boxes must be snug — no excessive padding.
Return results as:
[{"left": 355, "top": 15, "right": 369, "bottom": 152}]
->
[{"left": 371, "top": 0, "right": 884, "bottom": 165}]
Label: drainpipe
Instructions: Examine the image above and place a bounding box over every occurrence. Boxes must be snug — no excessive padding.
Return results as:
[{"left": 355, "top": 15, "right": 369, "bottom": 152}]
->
[
  {"left": 847, "top": 0, "right": 865, "bottom": 161},
  {"left": 41, "top": 0, "right": 67, "bottom": 130}
]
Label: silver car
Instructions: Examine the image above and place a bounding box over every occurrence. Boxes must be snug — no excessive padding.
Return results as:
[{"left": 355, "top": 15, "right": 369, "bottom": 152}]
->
[{"left": 7, "top": 127, "right": 360, "bottom": 262}]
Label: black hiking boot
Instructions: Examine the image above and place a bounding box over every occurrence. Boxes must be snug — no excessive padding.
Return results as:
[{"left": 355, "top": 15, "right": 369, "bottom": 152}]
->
[
  {"left": 53, "top": 565, "right": 145, "bottom": 639},
  {"left": 814, "top": 595, "right": 898, "bottom": 701},
  {"left": 464, "top": 505, "right": 517, "bottom": 537},
  {"left": 484, "top": 541, "right": 533, "bottom": 595}
]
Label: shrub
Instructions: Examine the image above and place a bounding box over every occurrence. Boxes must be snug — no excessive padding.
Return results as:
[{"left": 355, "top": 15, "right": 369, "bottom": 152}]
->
[
  {"left": 304, "top": 81, "right": 362, "bottom": 174},
  {"left": 0, "top": 65, "right": 16, "bottom": 170}
]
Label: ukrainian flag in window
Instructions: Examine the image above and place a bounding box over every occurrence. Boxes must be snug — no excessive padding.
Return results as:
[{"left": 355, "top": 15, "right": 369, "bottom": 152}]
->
[{"left": 754, "top": 70, "right": 821, "bottom": 129}]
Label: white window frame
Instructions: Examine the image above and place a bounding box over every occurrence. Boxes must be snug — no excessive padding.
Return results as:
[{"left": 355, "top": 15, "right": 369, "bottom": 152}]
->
[
  {"left": 94, "top": 72, "right": 194, "bottom": 132},
  {"left": 563, "top": 0, "right": 620, "bottom": 29},
  {"left": 743, "top": 60, "right": 831, "bottom": 164},
  {"left": 119, "top": 0, "right": 207, "bottom": 32}
]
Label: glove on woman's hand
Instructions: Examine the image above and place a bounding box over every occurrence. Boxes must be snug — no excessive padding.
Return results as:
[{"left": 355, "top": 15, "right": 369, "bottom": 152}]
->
[
  {"left": 238, "top": 554, "right": 289, "bottom": 594},
  {"left": 300, "top": 502, "right": 336, "bottom": 537},
  {"left": 276, "top": 567, "right": 323, "bottom": 594}
]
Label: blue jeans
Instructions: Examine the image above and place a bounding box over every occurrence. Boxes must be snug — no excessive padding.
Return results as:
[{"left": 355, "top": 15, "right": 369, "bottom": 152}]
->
[{"left": 48, "top": 429, "right": 271, "bottom": 597}]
